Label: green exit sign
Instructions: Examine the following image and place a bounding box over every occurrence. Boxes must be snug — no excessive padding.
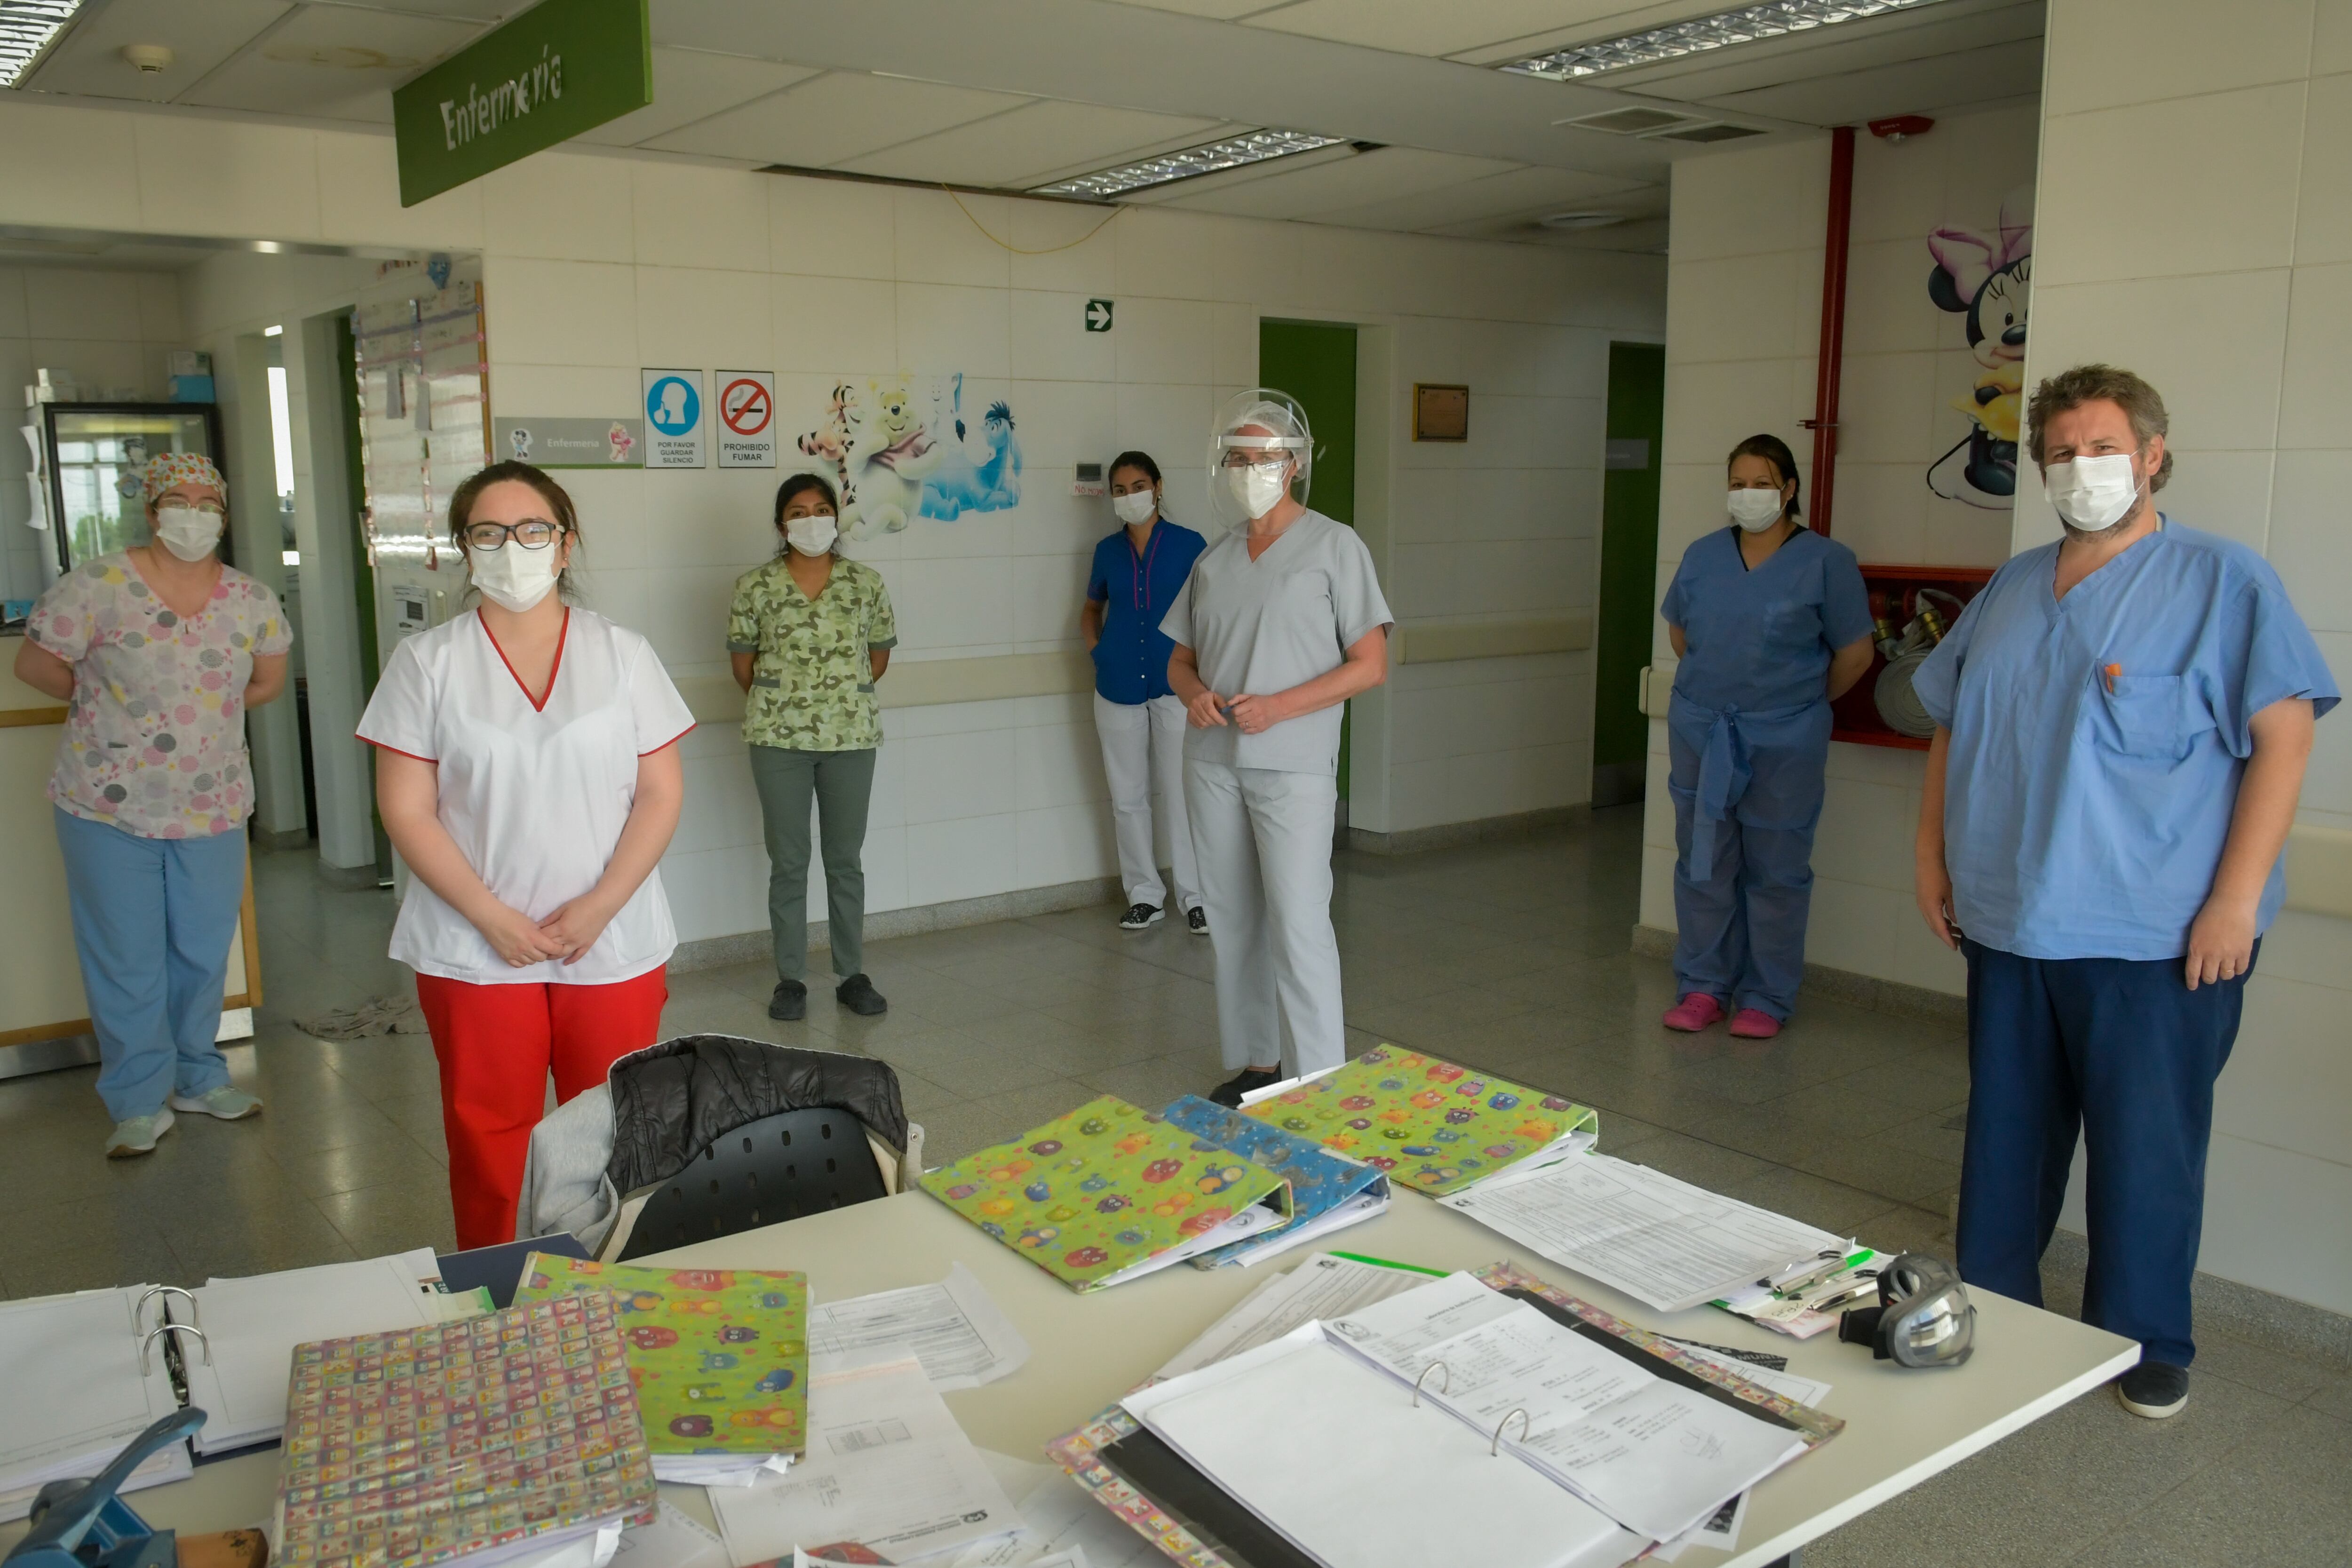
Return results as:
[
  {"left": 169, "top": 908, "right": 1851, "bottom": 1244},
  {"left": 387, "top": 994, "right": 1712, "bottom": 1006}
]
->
[
  {"left": 391, "top": 0, "right": 652, "bottom": 208},
  {"left": 1084, "top": 299, "right": 1114, "bottom": 333}
]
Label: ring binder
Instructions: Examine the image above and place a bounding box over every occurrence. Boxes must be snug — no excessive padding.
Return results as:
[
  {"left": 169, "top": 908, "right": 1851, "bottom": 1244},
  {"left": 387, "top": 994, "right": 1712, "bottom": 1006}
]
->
[
  {"left": 1412, "top": 1360, "right": 1451, "bottom": 1408},
  {"left": 140, "top": 1322, "right": 209, "bottom": 1377},
  {"left": 134, "top": 1286, "right": 198, "bottom": 1336},
  {"left": 1491, "top": 1407, "right": 1530, "bottom": 1457}
]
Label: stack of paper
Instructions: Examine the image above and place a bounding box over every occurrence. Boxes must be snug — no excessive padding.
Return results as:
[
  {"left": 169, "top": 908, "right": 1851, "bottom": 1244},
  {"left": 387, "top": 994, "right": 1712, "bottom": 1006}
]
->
[
  {"left": 1152, "top": 1250, "right": 1446, "bottom": 1383},
  {"left": 1239, "top": 1046, "right": 1598, "bottom": 1196},
  {"left": 708, "top": 1357, "right": 1025, "bottom": 1565},
  {"left": 808, "top": 1262, "right": 1030, "bottom": 1389},
  {"left": 0, "top": 1287, "right": 191, "bottom": 1522},
  {"left": 170, "top": 1250, "right": 443, "bottom": 1455},
  {"left": 918, "top": 1096, "right": 1295, "bottom": 1292},
  {"left": 272, "top": 1294, "right": 658, "bottom": 1568},
  {"left": 1439, "top": 1152, "right": 1851, "bottom": 1311},
  {"left": 1157, "top": 1096, "right": 1390, "bottom": 1268},
  {"left": 514, "top": 1255, "right": 809, "bottom": 1486}
]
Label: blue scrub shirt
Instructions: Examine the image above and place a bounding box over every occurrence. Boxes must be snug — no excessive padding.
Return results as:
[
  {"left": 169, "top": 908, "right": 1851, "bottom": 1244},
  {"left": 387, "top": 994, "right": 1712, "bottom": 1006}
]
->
[
  {"left": 1661, "top": 525, "right": 1873, "bottom": 712},
  {"left": 1087, "top": 519, "right": 1206, "bottom": 704},
  {"left": 1914, "top": 520, "right": 2337, "bottom": 961}
]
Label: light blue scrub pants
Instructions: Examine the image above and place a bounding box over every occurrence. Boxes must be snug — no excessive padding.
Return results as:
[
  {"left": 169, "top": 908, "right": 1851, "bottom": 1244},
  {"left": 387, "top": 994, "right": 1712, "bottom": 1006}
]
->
[
  {"left": 1665, "top": 695, "right": 1832, "bottom": 1021},
  {"left": 54, "top": 807, "right": 246, "bottom": 1122}
]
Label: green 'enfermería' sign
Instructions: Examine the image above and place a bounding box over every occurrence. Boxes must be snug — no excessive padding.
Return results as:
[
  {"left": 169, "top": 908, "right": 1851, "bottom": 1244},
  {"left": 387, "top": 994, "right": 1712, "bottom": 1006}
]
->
[{"left": 391, "top": 0, "right": 652, "bottom": 207}]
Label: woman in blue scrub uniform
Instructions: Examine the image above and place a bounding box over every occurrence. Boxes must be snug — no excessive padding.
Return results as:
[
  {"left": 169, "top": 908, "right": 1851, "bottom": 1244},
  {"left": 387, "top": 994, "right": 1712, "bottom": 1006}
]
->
[{"left": 1658, "top": 435, "right": 1874, "bottom": 1039}]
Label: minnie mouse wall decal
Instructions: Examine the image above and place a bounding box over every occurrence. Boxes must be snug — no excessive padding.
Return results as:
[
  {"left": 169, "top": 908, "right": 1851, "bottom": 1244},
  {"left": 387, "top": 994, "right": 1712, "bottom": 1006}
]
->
[{"left": 1926, "top": 184, "right": 2033, "bottom": 509}]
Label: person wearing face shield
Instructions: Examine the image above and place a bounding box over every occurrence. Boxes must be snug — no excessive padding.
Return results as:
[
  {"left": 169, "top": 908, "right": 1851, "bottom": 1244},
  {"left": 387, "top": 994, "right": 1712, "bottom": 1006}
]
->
[
  {"left": 729, "top": 473, "right": 898, "bottom": 1024},
  {"left": 1081, "top": 451, "right": 1209, "bottom": 933},
  {"left": 360, "top": 462, "right": 695, "bottom": 1249},
  {"left": 14, "top": 453, "right": 292, "bottom": 1157},
  {"left": 1162, "top": 392, "right": 1393, "bottom": 1106},
  {"left": 1657, "top": 435, "right": 1875, "bottom": 1041},
  {"left": 1911, "top": 365, "right": 2335, "bottom": 1420}
]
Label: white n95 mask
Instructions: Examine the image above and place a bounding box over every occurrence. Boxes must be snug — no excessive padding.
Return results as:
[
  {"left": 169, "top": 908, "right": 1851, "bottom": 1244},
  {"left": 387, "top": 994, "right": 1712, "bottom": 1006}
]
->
[
  {"left": 1111, "top": 490, "right": 1157, "bottom": 526},
  {"left": 1229, "top": 462, "right": 1289, "bottom": 519},
  {"left": 2046, "top": 452, "right": 2140, "bottom": 533},
  {"left": 1726, "top": 489, "right": 1785, "bottom": 532},
  {"left": 154, "top": 506, "right": 224, "bottom": 562},
  {"left": 785, "top": 515, "right": 838, "bottom": 556},
  {"left": 468, "top": 542, "right": 560, "bottom": 612}
]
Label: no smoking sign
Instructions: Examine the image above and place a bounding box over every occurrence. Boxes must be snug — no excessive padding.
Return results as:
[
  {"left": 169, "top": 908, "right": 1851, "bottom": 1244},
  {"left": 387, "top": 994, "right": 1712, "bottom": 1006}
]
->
[{"left": 716, "top": 369, "right": 777, "bottom": 469}]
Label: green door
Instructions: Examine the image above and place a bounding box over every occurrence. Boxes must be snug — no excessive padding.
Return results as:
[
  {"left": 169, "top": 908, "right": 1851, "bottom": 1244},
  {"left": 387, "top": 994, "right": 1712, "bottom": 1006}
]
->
[
  {"left": 1257, "top": 319, "right": 1359, "bottom": 797},
  {"left": 1593, "top": 342, "right": 1665, "bottom": 807}
]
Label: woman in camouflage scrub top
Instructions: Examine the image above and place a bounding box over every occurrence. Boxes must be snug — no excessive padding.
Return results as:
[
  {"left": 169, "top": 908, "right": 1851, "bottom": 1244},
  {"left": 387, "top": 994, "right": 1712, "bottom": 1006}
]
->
[{"left": 728, "top": 474, "right": 898, "bottom": 1021}]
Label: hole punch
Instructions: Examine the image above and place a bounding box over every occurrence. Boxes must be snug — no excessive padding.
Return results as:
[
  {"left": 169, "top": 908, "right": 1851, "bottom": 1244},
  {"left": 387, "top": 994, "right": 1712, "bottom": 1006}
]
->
[{"left": 1412, "top": 1360, "right": 1451, "bottom": 1408}]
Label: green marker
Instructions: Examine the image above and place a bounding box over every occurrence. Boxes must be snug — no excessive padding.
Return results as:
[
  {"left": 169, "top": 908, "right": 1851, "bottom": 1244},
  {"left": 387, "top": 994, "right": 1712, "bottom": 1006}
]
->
[{"left": 1327, "top": 1250, "right": 1448, "bottom": 1277}]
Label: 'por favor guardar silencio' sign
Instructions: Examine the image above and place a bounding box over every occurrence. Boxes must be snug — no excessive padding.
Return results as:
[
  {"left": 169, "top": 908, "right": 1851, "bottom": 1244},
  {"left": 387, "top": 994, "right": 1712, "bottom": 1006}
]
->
[{"left": 391, "top": 0, "right": 652, "bottom": 208}]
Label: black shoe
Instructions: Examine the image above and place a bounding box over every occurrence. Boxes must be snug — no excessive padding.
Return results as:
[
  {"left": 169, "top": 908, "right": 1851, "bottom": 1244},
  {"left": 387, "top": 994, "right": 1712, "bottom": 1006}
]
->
[
  {"left": 2116, "top": 1360, "right": 2189, "bottom": 1418},
  {"left": 1208, "top": 1068, "right": 1280, "bottom": 1108},
  {"left": 836, "top": 973, "right": 888, "bottom": 1016},
  {"left": 767, "top": 980, "right": 807, "bottom": 1021},
  {"left": 1188, "top": 907, "right": 1209, "bottom": 935},
  {"left": 1118, "top": 902, "right": 1164, "bottom": 931}
]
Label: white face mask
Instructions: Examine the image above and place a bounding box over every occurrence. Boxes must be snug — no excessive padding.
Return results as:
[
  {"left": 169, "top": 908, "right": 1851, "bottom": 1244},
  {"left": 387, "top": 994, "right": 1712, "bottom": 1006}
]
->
[
  {"left": 2046, "top": 452, "right": 2141, "bottom": 534},
  {"left": 468, "top": 541, "right": 560, "bottom": 612},
  {"left": 1112, "top": 489, "right": 1157, "bottom": 526},
  {"left": 785, "top": 514, "right": 838, "bottom": 556},
  {"left": 1726, "top": 488, "right": 1786, "bottom": 532},
  {"left": 153, "top": 505, "right": 224, "bottom": 562},
  {"left": 1229, "top": 461, "right": 1290, "bottom": 519}
]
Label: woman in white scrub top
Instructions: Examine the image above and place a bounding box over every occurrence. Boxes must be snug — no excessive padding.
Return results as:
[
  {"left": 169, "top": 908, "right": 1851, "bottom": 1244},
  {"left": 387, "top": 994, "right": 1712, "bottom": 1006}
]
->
[
  {"left": 358, "top": 461, "right": 694, "bottom": 1250},
  {"left": 1164, "top": 392, "right": 1392, "bottom": 1107}
]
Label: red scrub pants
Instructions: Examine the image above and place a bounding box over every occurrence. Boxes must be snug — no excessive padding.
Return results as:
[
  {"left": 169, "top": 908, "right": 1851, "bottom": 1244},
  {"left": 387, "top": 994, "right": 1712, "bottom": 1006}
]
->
[{"left": 415, "top": 966, "right": 669, "bottom": 1250}]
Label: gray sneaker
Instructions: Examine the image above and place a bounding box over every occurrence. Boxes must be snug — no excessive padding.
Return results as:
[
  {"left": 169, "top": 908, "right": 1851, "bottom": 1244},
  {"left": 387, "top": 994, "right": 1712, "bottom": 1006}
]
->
[
  {"left": 105, "top": 1107, "right": 176, "bottom": 1158},
  {"left": 168, "top": 1086, "right": 263, "bottom": 1120}
]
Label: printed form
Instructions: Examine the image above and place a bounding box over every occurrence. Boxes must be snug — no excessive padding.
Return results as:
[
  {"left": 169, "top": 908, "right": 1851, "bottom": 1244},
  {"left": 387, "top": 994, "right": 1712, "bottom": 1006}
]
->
[{"left": 808, "top": 1263, "right": 1030, "bottom": 1390}]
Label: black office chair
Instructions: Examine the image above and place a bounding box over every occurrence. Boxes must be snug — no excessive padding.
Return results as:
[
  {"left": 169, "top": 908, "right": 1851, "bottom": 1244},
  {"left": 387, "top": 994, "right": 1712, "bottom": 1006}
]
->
[{"left": 616, "top": 1103, "right": 891, "bottom": 1260}]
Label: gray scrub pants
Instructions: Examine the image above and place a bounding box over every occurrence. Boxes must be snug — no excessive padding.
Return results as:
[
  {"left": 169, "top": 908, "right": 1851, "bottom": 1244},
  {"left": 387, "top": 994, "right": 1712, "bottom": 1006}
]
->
[
  {"left": 1184, "top": 757, "right": 1344, "bottom": 1076},
  {"left": 749, "top": 745, "right": 877, "bottom": 983}
]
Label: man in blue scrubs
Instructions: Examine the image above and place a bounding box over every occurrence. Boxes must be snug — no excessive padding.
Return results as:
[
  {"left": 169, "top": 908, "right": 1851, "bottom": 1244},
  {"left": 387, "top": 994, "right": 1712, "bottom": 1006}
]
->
[
  {"left": 1082, "top": 451, "right": 1208, "bottom": 932},
  {"left": 1914, "top": 364, "right": 2335, "bottom": 1419}
]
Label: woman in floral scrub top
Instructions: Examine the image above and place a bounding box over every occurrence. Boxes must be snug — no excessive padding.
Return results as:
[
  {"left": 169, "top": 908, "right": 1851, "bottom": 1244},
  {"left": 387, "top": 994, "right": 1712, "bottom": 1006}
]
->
[{"left": 12, "top": 453, "right": 292, "bottom": 1157}]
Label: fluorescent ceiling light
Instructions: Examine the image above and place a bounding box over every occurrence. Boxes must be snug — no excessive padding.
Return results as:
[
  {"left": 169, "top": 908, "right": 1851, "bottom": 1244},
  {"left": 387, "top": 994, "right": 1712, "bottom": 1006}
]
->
[
  {"left": 1032, "top": 129, "right": 1349, "bottom": 200},
  {"left": 0, "top": 0, "right": 82, "bottom": 88},
  {"left": 1506, "top": 0, "right": 1953, "bottom": 79},
  {"left": 264, "top": 325, "right": 284, "bottom": 336}
]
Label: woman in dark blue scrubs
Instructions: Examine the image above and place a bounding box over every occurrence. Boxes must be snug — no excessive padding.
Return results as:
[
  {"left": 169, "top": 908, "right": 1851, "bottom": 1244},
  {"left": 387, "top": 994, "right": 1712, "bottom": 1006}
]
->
[{"left": 1658, "top": 435, "right": 1874, "bottom": 1038}]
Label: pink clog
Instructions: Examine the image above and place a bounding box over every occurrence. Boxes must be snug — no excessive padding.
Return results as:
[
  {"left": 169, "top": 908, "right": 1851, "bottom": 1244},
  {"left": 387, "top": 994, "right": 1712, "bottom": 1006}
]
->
[
  {"left": 1661, "top": 993, "right": 1726, "bottom": 1032},
  {"left": 1729, "top": 1008, "right": 1782, "bottom": 1039}
]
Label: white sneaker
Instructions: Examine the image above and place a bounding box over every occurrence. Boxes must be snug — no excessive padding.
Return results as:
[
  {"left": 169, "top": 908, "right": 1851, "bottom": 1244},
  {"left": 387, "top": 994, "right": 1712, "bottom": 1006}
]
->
[
  {"left": 105, "top": 1107, "right": 175, "bottom": 1158},
  {"left": 168, "top": 1086, "right": 264, "bottom": 1120}
]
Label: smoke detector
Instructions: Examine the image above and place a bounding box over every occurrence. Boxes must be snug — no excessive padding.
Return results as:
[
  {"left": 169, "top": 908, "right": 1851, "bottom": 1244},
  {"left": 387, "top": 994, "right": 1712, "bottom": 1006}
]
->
[
  {"left": 1539, "top": 211, "right": 1628, "bottom": 230},
  {"left": 121, "top": 44, "right": 174, "bottom": 74}
]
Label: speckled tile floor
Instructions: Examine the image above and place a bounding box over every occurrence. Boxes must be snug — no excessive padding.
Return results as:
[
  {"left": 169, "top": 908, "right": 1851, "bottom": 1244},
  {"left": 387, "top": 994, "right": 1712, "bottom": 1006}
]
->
[{"left": 2, "top": 806, "right": 2344, "bottom": 1563}]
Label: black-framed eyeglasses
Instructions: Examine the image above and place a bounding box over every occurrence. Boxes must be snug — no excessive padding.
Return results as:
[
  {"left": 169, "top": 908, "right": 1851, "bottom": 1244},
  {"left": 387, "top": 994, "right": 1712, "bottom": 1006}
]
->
[{"left": 463, "top": 519, "right": 564, "bottom": 551}]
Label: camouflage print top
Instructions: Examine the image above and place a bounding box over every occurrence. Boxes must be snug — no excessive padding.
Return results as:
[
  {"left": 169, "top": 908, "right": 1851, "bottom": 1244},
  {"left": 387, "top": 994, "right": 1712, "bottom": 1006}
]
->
[{"left": 726, "top": 555, "right": 898, "bottom": 751}]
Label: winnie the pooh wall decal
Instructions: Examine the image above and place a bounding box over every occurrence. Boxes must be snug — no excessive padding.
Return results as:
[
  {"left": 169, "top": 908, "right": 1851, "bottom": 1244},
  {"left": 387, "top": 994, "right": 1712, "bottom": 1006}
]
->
[
  {"left": 796, "top": 372, "right": 1023, "bottom": 539},
  {"left": 1926, "top": 184, "right": 2032, "bottom": 510}
]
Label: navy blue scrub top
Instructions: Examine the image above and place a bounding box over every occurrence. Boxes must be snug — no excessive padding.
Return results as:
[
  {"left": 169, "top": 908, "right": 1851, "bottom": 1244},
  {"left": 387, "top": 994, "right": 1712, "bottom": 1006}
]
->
[
  {"left": 1087, "top": 519, "right": 1207, "bottom": 704},
  {"left": 1661, "top": 526, "right": 1873, "bottom": 712}
]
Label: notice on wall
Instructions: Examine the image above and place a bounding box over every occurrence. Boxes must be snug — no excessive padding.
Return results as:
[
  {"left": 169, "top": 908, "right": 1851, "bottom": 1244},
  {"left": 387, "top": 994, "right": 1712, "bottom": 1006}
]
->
[
  {"left": 641, "top": 368, "right": 706, "bottom": 469},
  {"left": 493, "top": 416, "right": 644, "bottom": 469},
  {"left": 715, "top": 370, "right": 777, "bottom": 469}
]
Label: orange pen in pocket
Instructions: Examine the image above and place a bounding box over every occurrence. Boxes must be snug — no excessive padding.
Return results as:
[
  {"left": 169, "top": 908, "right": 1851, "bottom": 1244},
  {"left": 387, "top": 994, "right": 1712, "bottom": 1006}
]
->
[{"left": 2103, "top": 662, "right": 2122, "bottom": 694}]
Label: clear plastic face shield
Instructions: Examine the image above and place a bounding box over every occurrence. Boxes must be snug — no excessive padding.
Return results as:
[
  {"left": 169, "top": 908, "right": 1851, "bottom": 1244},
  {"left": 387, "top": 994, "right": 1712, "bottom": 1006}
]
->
[
  {"left": 1207, "top": 388, "right": 1313, "bottom": 528},
  {"left": 1837, "top": 1252, "right": 1977, "bottom": 1368}
]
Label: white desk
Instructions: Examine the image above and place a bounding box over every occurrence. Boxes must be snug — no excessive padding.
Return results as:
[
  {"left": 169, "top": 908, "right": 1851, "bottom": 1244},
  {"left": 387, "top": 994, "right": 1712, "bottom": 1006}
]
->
[{"left": 0, "top": 1190, "right": 2136, "bottom": 1568}]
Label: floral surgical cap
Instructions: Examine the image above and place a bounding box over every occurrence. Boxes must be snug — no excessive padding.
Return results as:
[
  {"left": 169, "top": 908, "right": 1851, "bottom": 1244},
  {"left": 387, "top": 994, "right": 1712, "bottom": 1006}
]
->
[{"left": 143, "top": 451, "right": 226, "bottom": 504}]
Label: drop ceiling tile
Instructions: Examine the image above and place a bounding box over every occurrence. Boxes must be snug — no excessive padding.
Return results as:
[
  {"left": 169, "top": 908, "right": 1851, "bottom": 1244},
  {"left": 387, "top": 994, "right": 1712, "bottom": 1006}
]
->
[
  {"left": 1612, "top": 0, "right": 2044, "bottom": 102},
  {"left": 1242, "top": 0, "right": 1669, "bottom": 61},
  {"left": 1095, "top": 0, "right": 1290, "bottom": 18},
  {"left": 573, "top": 48, "right": 819, "bottom": 146},
  {"left": 1705, "top": 38, "right": 2044, "bottom": 127},
  {"left": 645, "top": 72, "right": 1034, "bottom": 167},
  {"left": 179, "top": 5, "right": 488, "bottom": 123},
  {"left": 26, "top": 0, "right": 292, "bottom": 104},
  {"left": 345, "top": 1, "right": 517, "bottom": 16},
  {"left": 1156, "top": 145, "right": 1522, "bottom": 219},
  {"left": 836, "top": 100, "right": 1224, "bottom": 188},
  {"left": 1302, "top": 164, "right": 1653, "bottom": 231}
]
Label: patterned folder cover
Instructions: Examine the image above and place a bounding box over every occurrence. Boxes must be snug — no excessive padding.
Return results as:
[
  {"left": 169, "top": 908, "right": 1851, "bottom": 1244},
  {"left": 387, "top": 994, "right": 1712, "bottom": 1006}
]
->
[
  {"left": 512, "top": 1256, "right": 809, "bottom": 1459},
  {"left": 1157, "top": 1095, "right": 1388, "bottom": 1267},
  {"left": 1239, "top": 1045, "right": 1599, "bottom": 1196},
  {"left": 275, "top": 1293, "right": 657, "bottom": 1568},
  {"left": 919, "top": 1095, "right": 1293, "bottom": 1292}
]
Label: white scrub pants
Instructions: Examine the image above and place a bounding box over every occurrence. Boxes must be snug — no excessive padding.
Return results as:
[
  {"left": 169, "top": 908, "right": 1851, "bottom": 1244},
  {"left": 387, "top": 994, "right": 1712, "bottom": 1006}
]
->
[
  {"left": 1094, "top": 692, "right": 1201, "bottom": 913},
  {"left": 1184, "top": 757, "right": 1344, "bottom": 1076}
]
